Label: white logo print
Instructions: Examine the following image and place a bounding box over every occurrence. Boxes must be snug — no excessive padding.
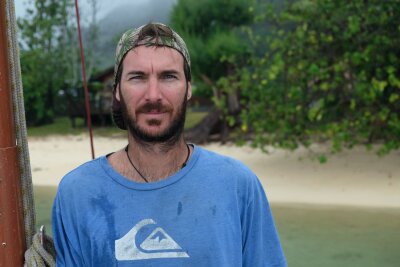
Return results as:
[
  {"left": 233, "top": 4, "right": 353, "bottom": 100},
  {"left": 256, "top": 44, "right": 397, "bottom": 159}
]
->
[{"left": 115, "top": 219, "right": 190, "bottom": 261}]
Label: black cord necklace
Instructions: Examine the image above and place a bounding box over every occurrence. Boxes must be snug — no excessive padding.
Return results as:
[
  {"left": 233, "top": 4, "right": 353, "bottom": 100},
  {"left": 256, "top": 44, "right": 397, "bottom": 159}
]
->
[{"left": 124, "top": 144, "right": 191, "bottom": 183}]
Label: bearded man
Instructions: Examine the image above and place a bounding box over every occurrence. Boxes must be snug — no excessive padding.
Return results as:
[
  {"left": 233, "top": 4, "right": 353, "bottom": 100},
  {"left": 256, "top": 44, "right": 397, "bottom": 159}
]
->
[{"left": 52, "top": 22, "right": 286, "bottom": 267}]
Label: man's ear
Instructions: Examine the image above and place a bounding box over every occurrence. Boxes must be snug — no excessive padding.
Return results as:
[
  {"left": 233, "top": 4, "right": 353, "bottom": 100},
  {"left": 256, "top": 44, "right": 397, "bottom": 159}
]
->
[
  {"left": 115, "top": 84, "right": 121, "bottom": 101},
  {"left": 187, "top": 82, "right": 192, "bottom": 100}
]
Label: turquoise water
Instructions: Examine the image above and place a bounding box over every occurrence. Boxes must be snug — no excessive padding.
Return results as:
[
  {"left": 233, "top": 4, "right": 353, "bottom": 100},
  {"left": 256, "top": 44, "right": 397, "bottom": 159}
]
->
[
  {"left": 34, "top": 186, "right": 400, "bottom": 266},
  {"left": 273, "top": 204, "right": 400, "bottom": 267},
  {"left": 34, "top": 186, "right": 57, "bottom": 236}
]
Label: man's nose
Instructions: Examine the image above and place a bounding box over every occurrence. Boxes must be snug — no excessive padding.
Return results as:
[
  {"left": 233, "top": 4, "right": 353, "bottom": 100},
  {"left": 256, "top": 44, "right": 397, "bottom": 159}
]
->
[{"left": 145, "top": 76, "right": 162, "bottom": 101}]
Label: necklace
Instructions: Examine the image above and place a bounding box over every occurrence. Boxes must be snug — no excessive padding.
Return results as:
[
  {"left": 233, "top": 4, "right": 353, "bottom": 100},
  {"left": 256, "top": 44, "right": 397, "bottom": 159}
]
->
[{"left": 124, "top": 144, "right": 191, "bottom": 183}]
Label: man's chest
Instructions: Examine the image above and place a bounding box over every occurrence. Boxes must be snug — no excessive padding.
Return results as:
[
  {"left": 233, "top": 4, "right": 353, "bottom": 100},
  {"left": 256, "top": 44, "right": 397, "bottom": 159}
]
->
[{"left": 77, "top": 192, "right": 243, "bottom": 266}]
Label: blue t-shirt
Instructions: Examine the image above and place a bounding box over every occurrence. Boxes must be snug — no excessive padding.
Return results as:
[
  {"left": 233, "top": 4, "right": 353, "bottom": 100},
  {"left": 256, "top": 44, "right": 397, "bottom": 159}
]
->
[{"left": 52, "top": 145, "right": 286, "bottom": 266}]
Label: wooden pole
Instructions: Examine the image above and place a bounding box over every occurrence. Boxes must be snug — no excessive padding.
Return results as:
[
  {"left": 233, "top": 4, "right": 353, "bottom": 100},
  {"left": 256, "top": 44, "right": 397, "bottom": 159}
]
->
[{"left": 0, "top": 1, "right": 26, "bottom": 266}]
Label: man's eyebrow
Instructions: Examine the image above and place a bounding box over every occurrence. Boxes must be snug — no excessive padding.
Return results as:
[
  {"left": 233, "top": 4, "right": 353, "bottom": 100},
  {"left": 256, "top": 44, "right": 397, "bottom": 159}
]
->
[
  {"left": 160, "top": 69, "right": 180, "bottom": 75},
  {"left": 125, "top": 70, "right": 145, "bottom": 76}
]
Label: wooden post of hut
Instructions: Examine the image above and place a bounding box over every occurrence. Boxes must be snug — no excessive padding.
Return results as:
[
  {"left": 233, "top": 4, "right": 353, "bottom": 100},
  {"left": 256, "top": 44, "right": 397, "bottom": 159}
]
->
[{"left": 0, "top": 1, "right": 27, "bottom": 265}]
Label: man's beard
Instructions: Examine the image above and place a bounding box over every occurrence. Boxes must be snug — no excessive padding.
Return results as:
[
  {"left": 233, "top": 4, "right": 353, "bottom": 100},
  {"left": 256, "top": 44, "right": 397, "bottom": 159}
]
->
[{"left": 120, "top": 91, "right": 187, "bottom": 145}]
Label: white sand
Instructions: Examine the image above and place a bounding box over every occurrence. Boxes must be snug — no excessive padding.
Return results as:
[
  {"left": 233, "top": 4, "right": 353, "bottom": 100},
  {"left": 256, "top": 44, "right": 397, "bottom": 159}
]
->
[{"left": 29, "top": 135, "right": 400, "bottom": 208}]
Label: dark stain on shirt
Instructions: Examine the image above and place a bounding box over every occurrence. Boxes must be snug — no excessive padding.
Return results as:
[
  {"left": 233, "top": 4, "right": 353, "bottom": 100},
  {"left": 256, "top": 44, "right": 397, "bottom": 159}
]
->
[
  {"left": 177, "top": 201, "right": 183, "bottom": 216},
  {"left": 210, "top": 205, "right": 217, "bottom": 216}
]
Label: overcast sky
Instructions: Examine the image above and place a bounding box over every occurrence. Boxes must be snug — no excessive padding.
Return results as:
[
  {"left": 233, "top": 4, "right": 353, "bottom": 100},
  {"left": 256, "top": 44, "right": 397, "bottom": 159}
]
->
[{"left": 14, "top": 0, "right": 150, "bottom": 19}]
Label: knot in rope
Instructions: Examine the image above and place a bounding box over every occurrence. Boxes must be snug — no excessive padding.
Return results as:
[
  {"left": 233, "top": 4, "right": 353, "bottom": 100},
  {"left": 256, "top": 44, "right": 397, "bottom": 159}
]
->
[{"left": 24, "top": 231, "right": 56, "bottom": 267}]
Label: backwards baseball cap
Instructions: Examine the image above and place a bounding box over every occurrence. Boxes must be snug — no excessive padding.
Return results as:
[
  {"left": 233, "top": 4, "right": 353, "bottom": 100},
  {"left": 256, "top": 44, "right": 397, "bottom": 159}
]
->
[
  {"left": 113, "top": 22, "right": 191, "bottom": 90},
  {"left": 112, "top": 22, "right": 191, "bottom": 130}
]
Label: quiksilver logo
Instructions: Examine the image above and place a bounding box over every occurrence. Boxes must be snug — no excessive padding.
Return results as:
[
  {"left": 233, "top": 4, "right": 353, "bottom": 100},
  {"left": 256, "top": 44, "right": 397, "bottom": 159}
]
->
[{"left": 115, "top": 219, "right": 190, "bottom": 261}]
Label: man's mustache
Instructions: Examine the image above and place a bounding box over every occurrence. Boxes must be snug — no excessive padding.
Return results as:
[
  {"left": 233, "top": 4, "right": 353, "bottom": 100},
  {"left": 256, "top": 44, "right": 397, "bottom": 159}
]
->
[{"left": 136, "top": 102, "right": 172, "bottom": 113}]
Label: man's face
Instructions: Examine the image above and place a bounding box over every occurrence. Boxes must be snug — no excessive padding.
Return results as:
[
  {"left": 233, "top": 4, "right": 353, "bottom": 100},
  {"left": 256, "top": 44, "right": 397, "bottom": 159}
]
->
[{"left": 116, "top": 45, "right": 192, "bottom": 143}]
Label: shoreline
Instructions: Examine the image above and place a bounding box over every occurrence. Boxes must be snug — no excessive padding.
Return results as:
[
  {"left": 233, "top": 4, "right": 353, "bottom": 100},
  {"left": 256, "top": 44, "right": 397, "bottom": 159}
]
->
[{"left": 29, "top": 135, "right": 400, "bottom": 208}]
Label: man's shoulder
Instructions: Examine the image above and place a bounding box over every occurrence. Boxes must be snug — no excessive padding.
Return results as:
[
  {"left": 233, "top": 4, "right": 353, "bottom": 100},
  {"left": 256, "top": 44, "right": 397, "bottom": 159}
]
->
[
  {"left": 195, "top": 146, "right": 267, "bottom": 207},
  {"left": 196, "top": 145, "right": 258, "bottom": 182},
  {"left": 197, "top": 146, "right": 252, "bottom": 169},
  {"left": 58, "top": 156, "right": 105, "bottom": 190}
]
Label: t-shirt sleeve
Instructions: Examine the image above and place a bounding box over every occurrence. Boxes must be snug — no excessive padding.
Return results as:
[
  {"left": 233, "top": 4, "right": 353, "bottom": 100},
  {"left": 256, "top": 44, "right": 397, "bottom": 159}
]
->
[
  {"left": 52, "top": 191, "right": 85, "bottom": 267},
  {"left": 241, "top": 176, "right": 287, "bottom": 267}
]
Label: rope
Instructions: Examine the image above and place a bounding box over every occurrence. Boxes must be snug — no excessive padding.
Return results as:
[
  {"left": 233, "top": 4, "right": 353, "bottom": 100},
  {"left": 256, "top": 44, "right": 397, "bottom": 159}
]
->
[
  {"left": 5, "top": 0, "right": 36, "bottom": 249},
  {"left": 6, "top": 0, "right": 56, "bottom": 265},
  {"left": 24, "top": 232, "right": 56, "bottom": 267}
]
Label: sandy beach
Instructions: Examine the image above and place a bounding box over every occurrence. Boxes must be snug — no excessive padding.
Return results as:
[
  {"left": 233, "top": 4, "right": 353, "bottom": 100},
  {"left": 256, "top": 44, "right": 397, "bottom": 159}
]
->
[{"left": 29, "top": 135, "right": 400, "bottom": 208}]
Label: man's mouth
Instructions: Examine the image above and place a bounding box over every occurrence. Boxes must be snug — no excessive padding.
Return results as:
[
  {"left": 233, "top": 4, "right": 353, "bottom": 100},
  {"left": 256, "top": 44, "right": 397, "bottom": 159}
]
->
[
  {"left": 145, "top": 109, "right": 165, "bottom": 114},
  {"left": 137, "top": 102, "right": 171, "bottom": 114}
]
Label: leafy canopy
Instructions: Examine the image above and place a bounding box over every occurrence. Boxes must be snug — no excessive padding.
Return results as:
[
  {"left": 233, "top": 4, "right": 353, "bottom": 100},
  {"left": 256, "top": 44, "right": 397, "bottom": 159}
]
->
[{"left": 237, "top": 0, "right": 400, "bottom": 155}]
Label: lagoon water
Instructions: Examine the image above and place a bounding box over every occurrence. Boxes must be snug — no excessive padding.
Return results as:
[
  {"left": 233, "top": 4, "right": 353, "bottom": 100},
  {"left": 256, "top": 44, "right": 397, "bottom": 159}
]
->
[
  {"left": 34, "top": 186, "right": 400, "bottom": 267},
  {"left": 274, "top": 204, "right": 400, "bottom": 267}
]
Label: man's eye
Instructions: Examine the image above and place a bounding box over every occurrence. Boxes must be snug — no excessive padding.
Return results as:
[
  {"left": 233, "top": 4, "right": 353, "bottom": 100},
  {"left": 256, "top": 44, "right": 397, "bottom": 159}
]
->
[
  {"left": 128, "top": 75, "right": 143, "bottom": 80},
  {"left": 163, "top": 74, "right": 177, "bottom": 80}
]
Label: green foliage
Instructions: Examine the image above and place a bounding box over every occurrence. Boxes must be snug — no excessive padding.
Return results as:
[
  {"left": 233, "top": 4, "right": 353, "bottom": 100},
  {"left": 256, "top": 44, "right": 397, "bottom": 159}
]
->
[
  {"left": 171, "top": 0, "right": 256, "bottom": 140},
  {"left": 18, "top": 0, "right": 75, "bottom": 125},
  {"left": 171, "top": 0, "right": 254, "bottom": 91},
  {"left": 234, "top": 0, "right": 400, "bottom": 153},
  {"left": 18, "top": 0, "right": 99, "bottom": 126},
  {"left": 172, "top": 0, "right": 254, "bottom": 37}
]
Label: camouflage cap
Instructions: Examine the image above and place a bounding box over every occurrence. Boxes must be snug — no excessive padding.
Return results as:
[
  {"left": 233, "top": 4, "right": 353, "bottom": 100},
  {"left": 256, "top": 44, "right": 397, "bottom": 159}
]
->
[
  {"left": 113, "top": 22, "right": 191, "bottom": 89},
  {"left": 111, "top": 22, "right": 191, "bottom": 130}
]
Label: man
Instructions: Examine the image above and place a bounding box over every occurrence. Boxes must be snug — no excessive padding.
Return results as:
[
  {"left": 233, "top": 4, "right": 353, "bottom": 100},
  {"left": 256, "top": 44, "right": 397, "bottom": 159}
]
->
[{"left": 52, "top": 22, "right": 286, "bottom": 267}]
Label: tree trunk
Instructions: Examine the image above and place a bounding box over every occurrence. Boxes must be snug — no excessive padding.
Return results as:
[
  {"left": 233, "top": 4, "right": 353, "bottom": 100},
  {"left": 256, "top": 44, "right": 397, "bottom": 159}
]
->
[{"left": 185, "top": 109, "right": 222, "bottom": 144}]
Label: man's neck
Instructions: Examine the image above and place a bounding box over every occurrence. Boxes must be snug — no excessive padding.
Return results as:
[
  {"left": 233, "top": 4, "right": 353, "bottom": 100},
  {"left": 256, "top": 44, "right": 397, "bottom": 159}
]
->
[
  {"left": 109, "top": 135, "right": 191, "bottom": 183},
  {"left": 129, "top": 134, "right": 183, "bottom": 154}
]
